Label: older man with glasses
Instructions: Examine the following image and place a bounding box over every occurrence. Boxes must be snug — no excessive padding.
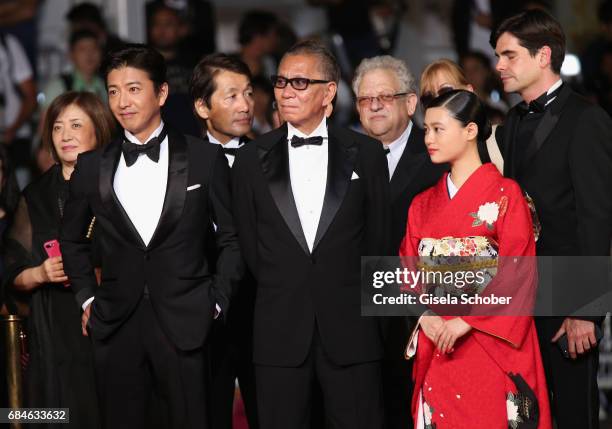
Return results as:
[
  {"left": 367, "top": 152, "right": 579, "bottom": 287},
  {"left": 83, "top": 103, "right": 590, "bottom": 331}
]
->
[
  {"left": 232, "top": 40, "right": 389, "bottom": 429},
  {"left": 353, "top": 55, "right": 446, "bottom": 429}
]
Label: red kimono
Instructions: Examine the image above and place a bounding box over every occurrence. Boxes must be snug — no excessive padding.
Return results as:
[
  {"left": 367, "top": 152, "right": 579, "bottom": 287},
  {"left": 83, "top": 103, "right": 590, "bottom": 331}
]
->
[{"left": 400, "top": 163, "right": 551, "bottom": 429}]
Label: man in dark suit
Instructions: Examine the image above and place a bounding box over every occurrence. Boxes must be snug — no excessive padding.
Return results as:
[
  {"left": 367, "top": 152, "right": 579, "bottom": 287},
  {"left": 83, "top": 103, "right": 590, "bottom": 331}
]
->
[
  {"left": 191, "top": 53, "right": 259, "bottom": 429},
  {"left": 232, "top": 40, "right": 389, "bottom": 429},
  {"left": 353, "top": 55, "right": 445, "bottom": 429},
  {"left": 61, "top": 44, "right": 242, "bottom": 429},
  {"left": 492, "top": 10, "right": 612, "bottom": 428}
]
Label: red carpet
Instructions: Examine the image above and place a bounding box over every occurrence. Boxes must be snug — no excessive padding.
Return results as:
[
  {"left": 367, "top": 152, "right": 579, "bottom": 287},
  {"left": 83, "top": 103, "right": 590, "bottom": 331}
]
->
[{"left": 233, "top": 389, "right": 250, "bottom": 429}]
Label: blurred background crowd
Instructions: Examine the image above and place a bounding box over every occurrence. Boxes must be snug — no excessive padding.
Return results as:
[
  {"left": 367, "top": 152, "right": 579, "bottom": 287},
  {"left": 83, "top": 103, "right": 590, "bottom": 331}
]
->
[
  {"left": 1, "top": 0, "right": 612, "bottom": 425},
  {"left": 2, "top": 0, "right": 612, "bottom": 188}
]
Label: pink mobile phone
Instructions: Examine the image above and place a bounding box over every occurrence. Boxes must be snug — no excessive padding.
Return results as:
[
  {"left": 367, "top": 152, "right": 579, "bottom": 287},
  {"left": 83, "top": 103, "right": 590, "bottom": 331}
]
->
[
  {"left": 43, "top": 239, "right": 70, "bottom": 287},
  {"left": 44, "top": 239, "right": 62, "bottom": 258}
]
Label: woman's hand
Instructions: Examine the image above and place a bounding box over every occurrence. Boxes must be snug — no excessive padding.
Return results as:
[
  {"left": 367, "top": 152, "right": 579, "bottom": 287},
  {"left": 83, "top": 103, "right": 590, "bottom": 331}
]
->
[
  {"left": 419, "top": 315, "right": 445, "bottom": 343},
  {"left": 36, "top": 257, "right": 68, "bottom": 284},
  {"left": 434, "top": 317, "right": 472, "bottom": 354}
]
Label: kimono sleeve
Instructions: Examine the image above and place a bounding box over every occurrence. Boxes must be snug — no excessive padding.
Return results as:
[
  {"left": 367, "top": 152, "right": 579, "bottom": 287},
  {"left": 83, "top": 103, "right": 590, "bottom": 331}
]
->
[{"left": 465, "top": 180, "right": 536, "bottom": 348}]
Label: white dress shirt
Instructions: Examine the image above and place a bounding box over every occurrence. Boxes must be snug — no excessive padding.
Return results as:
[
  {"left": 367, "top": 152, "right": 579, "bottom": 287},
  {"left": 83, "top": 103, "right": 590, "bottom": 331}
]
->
[
  {"left": 114, "top": 121, "right": 168, "bottom": 246},
  {"left": 287, "top": 117, "right": 328, "bottom": 252},
  {"left": 384, "top": 121, "right": 413, "bottom": 179},
  {"left": 207, "top": 132, "right": 242, "bottom": 167}
]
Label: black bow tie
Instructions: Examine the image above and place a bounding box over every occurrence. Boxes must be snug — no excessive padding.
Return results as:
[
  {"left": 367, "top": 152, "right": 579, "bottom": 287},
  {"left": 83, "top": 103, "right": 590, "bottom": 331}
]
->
[
  {"left": 290, "top": 135, "right": 324, "bottom": 148},
  {"left": 384, "top": 147, "right": 391, "bottom": 155},
  {"left": 122, "top": 127, "right": 167, "bottom": 167},
  {"left": 222, "top": 147, "right": 239, "bottom": 156},
  {"left": 517, "top": 84, "right": 562, "bottom": 116}
]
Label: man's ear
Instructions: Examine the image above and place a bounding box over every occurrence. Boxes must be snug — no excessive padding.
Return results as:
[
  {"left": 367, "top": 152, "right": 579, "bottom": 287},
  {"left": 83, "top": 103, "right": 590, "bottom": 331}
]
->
[
  {"left": 405, "top": 93, "right": 418, "bottom": 116},
  {"left": 157, "top": 82, "right": 169, "bottom": 107},
  {"left": 539, "top": 46, "right": 553, "bottom": 69},
  {"left": 194, "top": 98, "right": 210, "bottom": 120},
  {"left": 323, "top": 81, "right": 338, "bottom": 108}
]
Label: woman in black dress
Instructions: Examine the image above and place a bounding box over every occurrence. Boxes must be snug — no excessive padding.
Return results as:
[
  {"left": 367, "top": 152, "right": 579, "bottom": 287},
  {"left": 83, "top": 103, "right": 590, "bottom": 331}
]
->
[{"left": 3, "top": 91, "right": 115, "bottom": 427}]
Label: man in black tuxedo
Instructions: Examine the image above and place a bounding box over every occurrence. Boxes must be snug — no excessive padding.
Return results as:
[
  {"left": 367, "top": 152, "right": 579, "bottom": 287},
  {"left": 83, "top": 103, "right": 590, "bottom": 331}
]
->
[
  {"left": 232, "top": 40, "right": 389, "bottom": 429},
  {"left": 492, "top": 10, "right": 612, "bottom": 428},
  {"left": 353, "top": 55, "right": 445, "bottom": 429},
  {"left": 191, "top": 53, "right": 259, "bottom": 429},
  {"left": 61, "top": 44, "right": 242, "bottom": 429}
]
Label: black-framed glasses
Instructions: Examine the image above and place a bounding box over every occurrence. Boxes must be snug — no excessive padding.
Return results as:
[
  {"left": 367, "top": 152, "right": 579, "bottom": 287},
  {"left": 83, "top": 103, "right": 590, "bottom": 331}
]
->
[
  {"left": 420, "top": 86, "right": 455, "bottom": 108},
  {"left": 356, "top": 92, "right": 409, "bottom": 108},
  {"left": 271, "top": 75, "right": 330, "bottom": 90}
]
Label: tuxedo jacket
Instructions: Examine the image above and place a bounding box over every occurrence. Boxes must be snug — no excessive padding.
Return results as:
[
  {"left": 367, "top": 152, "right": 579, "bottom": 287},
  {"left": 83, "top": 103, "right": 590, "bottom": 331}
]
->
[
  {"left": 383, "top": 125, "right": 446, "bottom": 367},
  {"left": 61, "top": 127, "right": 242, "bottom": 351},
  {"left": 389, "top": 125, "right": 447, "bottom": 255},
  {"left": 232, "top": 123, "right": 390, "bottom": 367},
  {"left": 497, "top": 84, "right": 612, "bottom": 256},
  {"left": 203, "top": 135, "right": 256, "bottom": 344},
  {"left": 496, "top": 84, "right": 612, "bottom": 319}
]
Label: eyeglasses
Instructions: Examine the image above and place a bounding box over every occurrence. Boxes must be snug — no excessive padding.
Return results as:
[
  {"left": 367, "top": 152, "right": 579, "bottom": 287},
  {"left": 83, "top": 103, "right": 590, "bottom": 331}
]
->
[
  {"left": 420, "top": 86, "right": 455, "bottom": 108},
  {"left": 271, "top": 75, "right": 330, "bottom": 90},
  {"left": 356, "top": 92, "right": 408, "bottom": 108}
]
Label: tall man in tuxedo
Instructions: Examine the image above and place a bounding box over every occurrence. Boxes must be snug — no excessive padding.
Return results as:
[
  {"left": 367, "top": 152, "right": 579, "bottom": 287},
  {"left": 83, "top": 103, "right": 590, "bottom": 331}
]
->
[
  {"left": 61, "top": 44, "right": 242, "bottom": 429},
  {"left": 232, "top": 40, "right": 389, "bottom": 429},
  {"left": 353, "top": 55, "right": 446, "bottom": 429},
  {"left": 492, "top": 10, "right": 612, "bottom": 428},
  {"left": 191, "top": 53, "right": 259, "bottom": 429}
]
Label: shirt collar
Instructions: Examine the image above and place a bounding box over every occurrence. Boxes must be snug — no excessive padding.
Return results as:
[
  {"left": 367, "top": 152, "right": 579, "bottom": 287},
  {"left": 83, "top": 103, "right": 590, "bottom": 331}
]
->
[
  {"left": 124, "top": 120, "right": 165, "bottom": 145},
  {"left": 207, "top": 132, "right": 242, "bottom": 148},
  {"left": 287, "top": 116, "right": 328, "bottom": 140},
  {"left": 545, "top": 78, "right": 563, "bottom": 106},
  {"left": 385, "top": 121, "right": 413, "bottom": 159},
  {"left": 547, "top": 78, "right": 563, "bottom": 96}
]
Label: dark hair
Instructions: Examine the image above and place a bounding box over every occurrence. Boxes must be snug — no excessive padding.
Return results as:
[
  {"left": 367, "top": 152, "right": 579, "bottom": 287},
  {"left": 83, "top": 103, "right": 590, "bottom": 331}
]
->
[
  {"left": 460, "top": 51, "right": 491, "bottom": 70},
  {"left": 426, "top": 89, "right": 492, "bottom": 162},
  {"left": 42, "top": 92, "right": 116, "bottom": 163},
  {"left": 102, "top": 44, "right": 167, "bottom": 93},
  {"left": 599, "top": 1, "right": 612, "bottom": 24},
  {"left": 69, "top": 29, "right": 99, "bottom": 49},
  {"left": 490, "top": 9, "right": 565, "bottom": 74},
  {"left": 189, "top": 53, "right": 252, "bottom": 108},
  {"left": 238, "top": 10, "right": 278, "bottom": 46},
  {"left": 282, "top": 40, "right": 341, "bottom": 84},
  {"left": 66, "top": 2, "right": 106, "bottom": 28},
  {"left": 0, "top": 145, "right": 20, "bottom": 218}
]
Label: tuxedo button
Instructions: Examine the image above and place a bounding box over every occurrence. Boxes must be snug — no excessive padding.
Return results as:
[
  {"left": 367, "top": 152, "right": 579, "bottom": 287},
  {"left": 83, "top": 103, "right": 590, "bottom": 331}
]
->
[{"left": 144, "top": 254, "right": 150, "bottom": 261}]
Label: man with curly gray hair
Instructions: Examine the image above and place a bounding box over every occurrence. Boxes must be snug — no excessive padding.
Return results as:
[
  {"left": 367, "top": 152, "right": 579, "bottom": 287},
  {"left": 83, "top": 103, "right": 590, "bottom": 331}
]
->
[{"left": 353, "top": 55, "right": 445, "bottom": 429}]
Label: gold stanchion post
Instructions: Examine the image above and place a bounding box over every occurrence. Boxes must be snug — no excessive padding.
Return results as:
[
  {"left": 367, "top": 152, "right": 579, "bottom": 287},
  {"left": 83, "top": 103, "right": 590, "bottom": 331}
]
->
[{"left": 4, "top": 314, "right": 23, "bottom": 429}]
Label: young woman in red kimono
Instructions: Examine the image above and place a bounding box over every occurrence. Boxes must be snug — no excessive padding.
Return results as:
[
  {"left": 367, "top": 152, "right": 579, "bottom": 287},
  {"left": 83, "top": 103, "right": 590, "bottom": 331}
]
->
[{"left": 400, "top": 89, "right": 551, "bottom": 428}]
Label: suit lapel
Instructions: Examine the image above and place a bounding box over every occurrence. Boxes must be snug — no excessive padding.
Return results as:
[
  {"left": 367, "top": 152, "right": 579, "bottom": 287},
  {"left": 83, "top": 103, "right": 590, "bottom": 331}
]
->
[
  {"left": 259, "top": 125, "right": 310, "bottom": 256},
  {"left": 312, "top": 125, "right": 357, "bottom": 251},
  {"left": 147, "top": 128, "right": 188, "bottom": 249},
  {"left": 522, "top": 83, "right": 572, "bottom": 170},
  {"left": 99, "top": 139, "right": 146, "bottom": 249},
  {"left": 389, "top": 126, "right": 427, "bottom": 203}
]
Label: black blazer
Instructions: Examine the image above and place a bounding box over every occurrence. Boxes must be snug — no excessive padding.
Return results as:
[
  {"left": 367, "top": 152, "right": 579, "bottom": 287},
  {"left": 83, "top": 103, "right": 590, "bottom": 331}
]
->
[
  {"left": 61, "top": 127, "right": 242, "bottom": 351},
  {"left": 497, "top": 84, "right": 612, "bottom": 318},
  {"left": 383, "top": 125, "right": 446, "bottom": 365},
  {"left": 389, "top": 125, "right": 447, "bottom": 255},
  {"left": 232, "top": 123, "right": 390, "bottom": 367},
  {"left": 497, "top": 84, "right": 612, "bottom": 256}
]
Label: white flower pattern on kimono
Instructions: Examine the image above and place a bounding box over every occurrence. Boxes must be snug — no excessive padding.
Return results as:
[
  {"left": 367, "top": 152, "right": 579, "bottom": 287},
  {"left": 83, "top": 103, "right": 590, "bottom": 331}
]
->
[
  {"left": 470, "top": 202, "right": 500, "bottom": 230},
  {"left": 423, "top": 401, "right": 436, "bottom": 429},
  {"left": 506, "top": 392, "right": 523, "bottom": 429}
]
